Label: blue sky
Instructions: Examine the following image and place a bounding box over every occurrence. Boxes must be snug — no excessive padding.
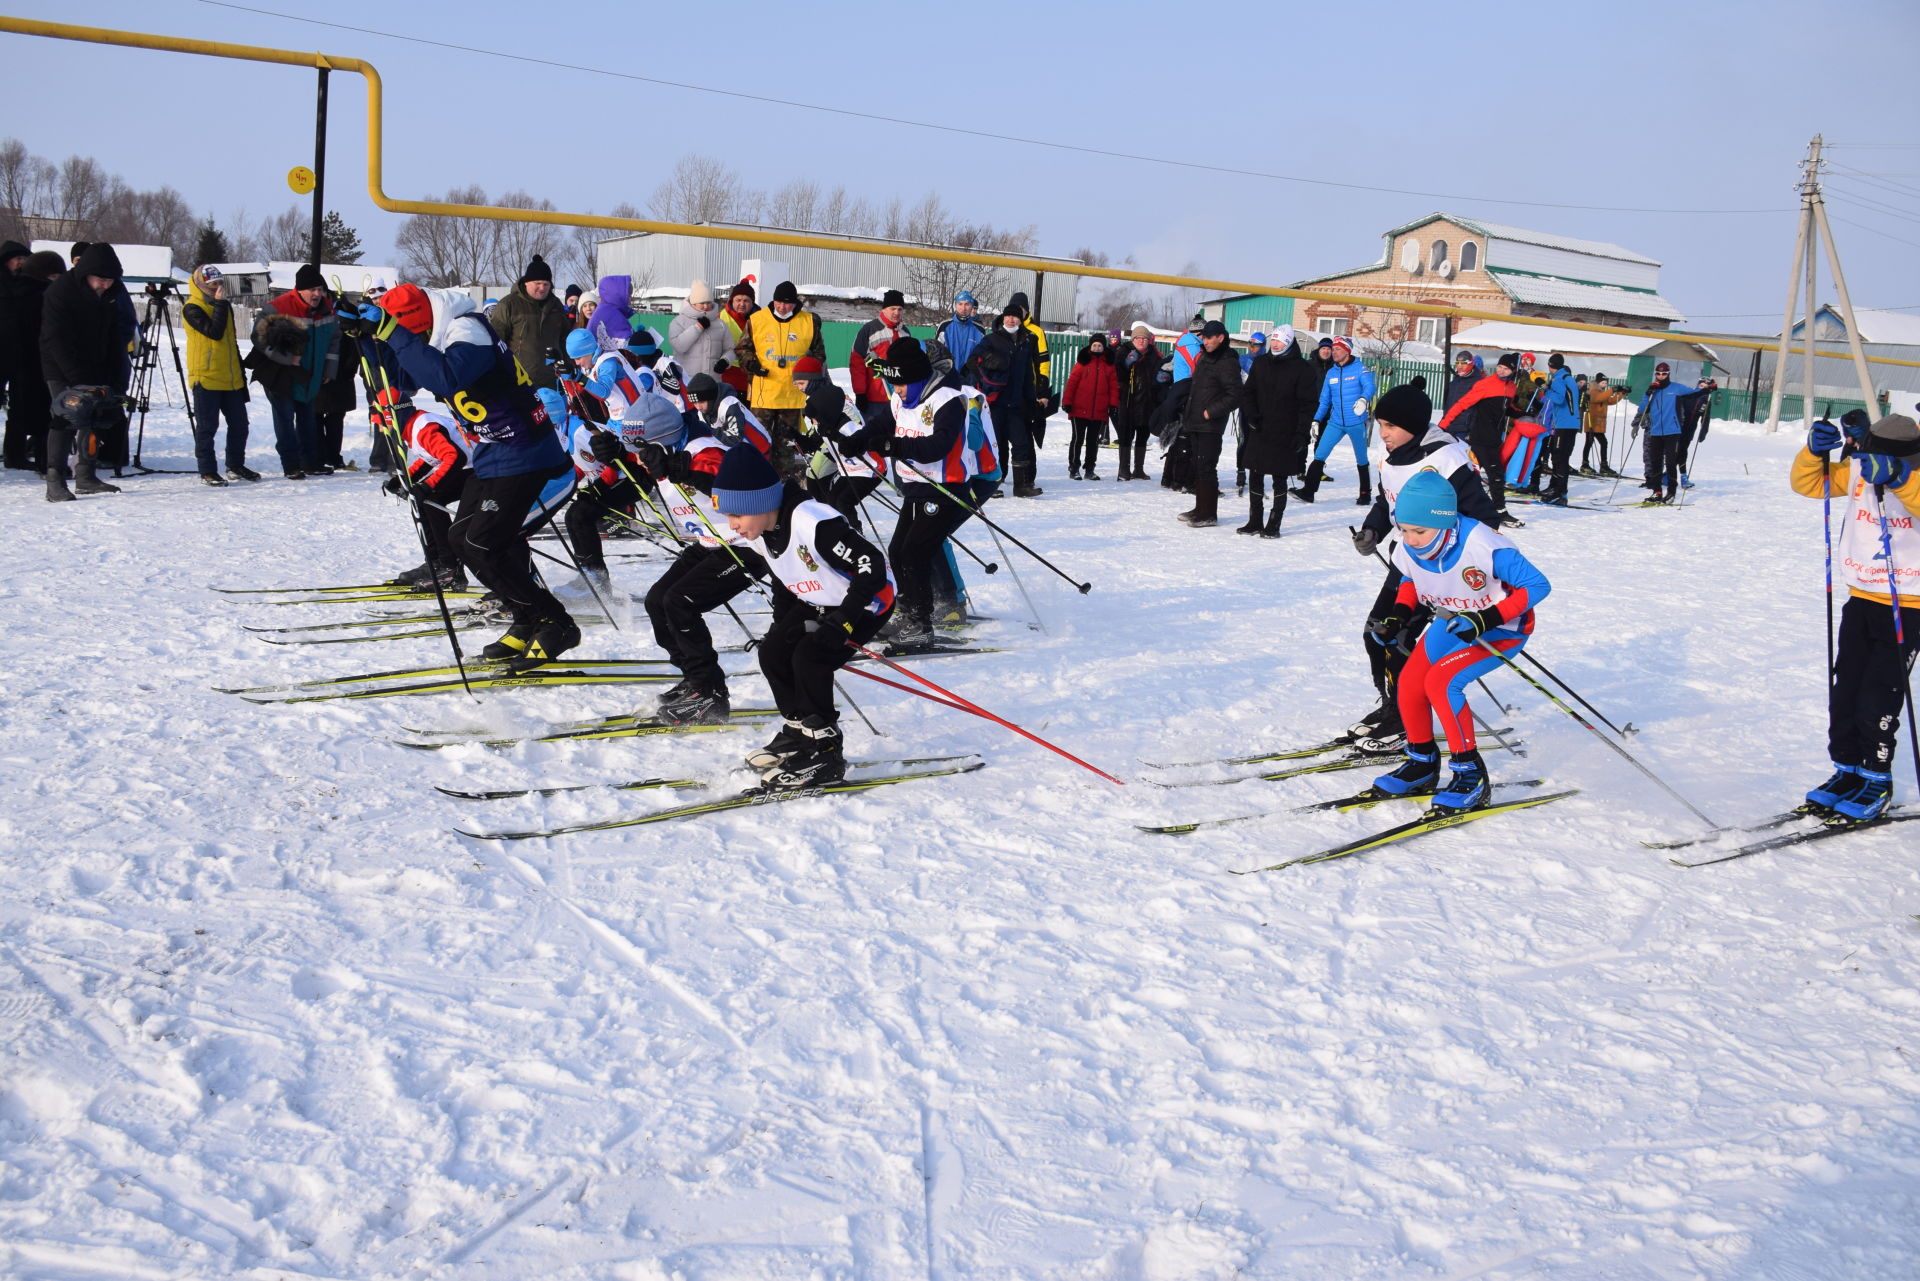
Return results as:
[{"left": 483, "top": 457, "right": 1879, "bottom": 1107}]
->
[{"left": 4, "top": 0, "right": 1918, "bottom": 329}]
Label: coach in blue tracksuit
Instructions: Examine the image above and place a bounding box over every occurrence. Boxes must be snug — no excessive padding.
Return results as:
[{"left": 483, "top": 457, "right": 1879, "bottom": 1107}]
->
[
  {"left": 1294, "top": 333, "right": 1376, "bottom": 504},
  {"left": 1637, "top": 362, "right": 1714, "bottom": 504},
  {"left": 1537, "top": 353, "right": 1584, "bottom": 504}
]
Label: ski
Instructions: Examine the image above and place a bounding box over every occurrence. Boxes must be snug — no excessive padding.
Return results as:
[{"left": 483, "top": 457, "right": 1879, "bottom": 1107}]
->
[
  {"left": 246, "top": 613, "right": 468, "bottom": 634},
  {"left": 1668, "top": 811, "right": 1920, "bottom": 867},
  {"left": 242, "top": 670, "right": 686, "bottom": 704},
  {"left": 217, "top": 656, "right": 678, "bottom": 696},
  {"left": 435, "top": 754, "right": 982, "bottom": 801},
  {"left": 1229, "top": 789, "right": 1581, "bottom": 873},
  {"left": 864, "top": 644, "right": 1003, "bottom": 660},
  {"left": 1506, "top": 497, "right": 1610, "bottom": 512},
  {"left": 1142, "top": 731, "right": 1362, "bottom": 770},
  {"left": 457, "top": 760, "right": 986, "bottom": 840},
  {"left": 394, "top": 712, "right": 777, "bottom": 750},
  {"left": 214, "top": 581, "right": 403, "bottom": 595},
  {"left": 1641, "top": 806, "right": 1828, "bottom": 850},
  {"left": 1139, "top": 779, "right": 1548, "bottom": 834},
  {"left": 1149, "top": 730, "right": 1518, "bottom": 785},
  {"left": 257, "top": 616, "right": 611, "bottom": 647},
  {"left": 265, "top": 590, "right": 486, "bottom": 606}
]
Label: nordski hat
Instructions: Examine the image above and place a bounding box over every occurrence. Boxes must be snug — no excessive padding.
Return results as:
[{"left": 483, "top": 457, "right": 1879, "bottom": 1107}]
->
[
  {"left": 792, "top": 355, "right": 825, "bottom": 379},
  {"left": 712, "top": 444, "right": 785, "bottom": 515},
  {"left": 877, "top": 334, "right": 933, "bottom": 384},
  {"left": 1394, "top": 469, "right": 1459, "bottom": 529},
  {"left": 626, "top": 326, "right": 660, "bottom": 358},
  {"left": 375, "top": 283, "right": 434, "bottom": 336},
  {"left": 685, "top": 372, "right": 720, "bottom": 401},
  {"left": 564, "top": 328, "right": 598, "bottom": 361}
]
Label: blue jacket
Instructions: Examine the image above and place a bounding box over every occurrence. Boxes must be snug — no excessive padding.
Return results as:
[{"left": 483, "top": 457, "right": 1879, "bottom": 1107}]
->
[
  {"left": 1314, "top": 357, "right": 1377, "bottom": 430},
  {"left": 381, "top": 305, "right": 566, "bottom": 480},
  {"left": 1171, "top": 332, "right": 1203, "bottom": 384},
  {"left": 1639, "top": 381, "right": 1711, "bottom": 438},
  {"left": 936, "top": 314, "right": 986, "bottom": 374},
  {"left": 1542, "top": 367, "right": 1581, "bottom": 432}
]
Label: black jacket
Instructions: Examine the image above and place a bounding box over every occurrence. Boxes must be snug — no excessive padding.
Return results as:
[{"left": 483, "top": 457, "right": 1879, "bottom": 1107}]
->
[
  {"left": 1181, "top": 342, "right": 1241, "bottom": 434},
  {"left": 1241, "top": 342, "right": 1318, "bottom": 475},
  {"left": 968, "top": 326, "right": 1033, "bottom": 412},
  {"left": 1115, "top": 342, "right": 1166, "bottom": 430},
  {"left": 39, "top": 246, "right": 126, "bottom": 392},
  {"left": 0, "top": 267, "right": 46, "bottom": 379}
]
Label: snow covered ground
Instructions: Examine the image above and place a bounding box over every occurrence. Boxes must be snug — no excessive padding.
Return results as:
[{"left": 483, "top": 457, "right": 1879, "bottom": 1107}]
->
[{"left": 2, "top": 394, "right": 1917, "bottom": 1281}]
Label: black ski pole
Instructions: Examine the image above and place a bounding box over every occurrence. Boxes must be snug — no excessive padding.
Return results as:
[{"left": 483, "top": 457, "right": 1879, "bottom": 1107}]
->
[
  {"left": 863, "top": 464, "right": 999, "bottom": 574},
  {"left": 898, "top": 462, "right": 1091, "bottom": 593},
  {"left": 1517, "top": 652, "right": 1636, "bottom": 738}
]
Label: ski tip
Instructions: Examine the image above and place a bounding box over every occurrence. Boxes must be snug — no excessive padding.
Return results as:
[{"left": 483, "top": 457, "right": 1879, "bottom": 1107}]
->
[{"left": 1138, "top": 824, "right": 1199, "bottom": 836}]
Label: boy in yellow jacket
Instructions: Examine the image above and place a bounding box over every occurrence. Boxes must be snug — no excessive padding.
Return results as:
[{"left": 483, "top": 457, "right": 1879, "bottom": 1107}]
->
[
  {"left": 182, "top": 265, "right": 258, "bottom": 484},
  {"left": 1792, "top": 412, "right": 1920, "bottom": 819}
]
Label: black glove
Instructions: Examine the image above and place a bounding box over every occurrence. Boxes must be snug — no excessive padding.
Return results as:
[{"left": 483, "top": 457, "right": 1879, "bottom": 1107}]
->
[
  {"left": 695, "top": 314, "right": 711, "bottom": 329},
  {"left": 1444, "top": 607, "right": 1503, "bottom": 642},
  {"left": 632, "top": 440, "right": 670, "bottom": 480},
  {"left": 1353, "top": 527, "right": 1381, "bottom": 558},
  {"left": 1367, "top": 611, "right": 1408, "bottom": 644},
  {"left": 803, "top": 609, "right": 856, "bottom": 651},
  {"left": 338, "top": 312, "right": 372, "bottom": 340},
  {"left": 589, "top": 431, "right": 621, "bottom": 464},
  {"left": 382, "top": 474, "right": 404, "bottom": 497}
]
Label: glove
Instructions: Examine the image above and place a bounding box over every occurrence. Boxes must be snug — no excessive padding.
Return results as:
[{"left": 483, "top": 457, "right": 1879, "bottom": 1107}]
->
[
  {"left": 1310, "top": 420, "right": 1323, "bottom": 437},
  {"left": 1366, "top": 611, "right": 1407, "bottom": 644},
  {"left": 806, "top": 448, "right": 836, "bottom": 481},
  {"left": 1855, "top": 452, "right": 1913, "bottom": 488},
  {"left": 1353, "top": 527, "right": 1380, "bottom": 557},
  {"left": 1353, "top": 397, "right": 1369, "bottom": 417},
  {"left": 382, "top": 474, "right": 404, "bottom": 497},
  {"left": 695, "top": 315, "right": 711, "bottom": 330},
  {"left": 1445, "top": 607, "right": 1504, "bottom": 642},
  {"left": 589, "top": 431, "right": 621, "bottom": 464},
  {"left": 1808, "top": 420, "right": 1843, "bottom": 456},
  {"left": 632, "top": 441, "right": 669, "bottom": 480}
]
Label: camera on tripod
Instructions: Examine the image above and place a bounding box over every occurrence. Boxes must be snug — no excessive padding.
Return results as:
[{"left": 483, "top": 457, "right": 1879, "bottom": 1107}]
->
[{"left": 143, "top": 279, "right": 179, "bottom": 298}]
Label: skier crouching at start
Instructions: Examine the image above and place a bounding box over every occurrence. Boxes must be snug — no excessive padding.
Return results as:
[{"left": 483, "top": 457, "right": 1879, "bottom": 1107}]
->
[
  {"left": 1369, "top": 470, "right": 1552, "bottom": 813},
  {"left": 1794, "top": 413, "right": 1920, "bottom": 821},
  {"left": 713, "top": 445, "right": 896, "bottom": 789}
]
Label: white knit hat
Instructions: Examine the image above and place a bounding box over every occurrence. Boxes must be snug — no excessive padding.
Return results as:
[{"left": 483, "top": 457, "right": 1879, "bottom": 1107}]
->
[{"left": 688, "top": 279, "right": 715, "bottom": 305}]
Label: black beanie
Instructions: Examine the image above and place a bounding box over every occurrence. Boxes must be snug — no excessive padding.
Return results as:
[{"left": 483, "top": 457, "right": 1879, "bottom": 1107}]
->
[
  {"left": 74, "top": 243, "right": 124, "bottom": 281},
  {"left": 1547, "top": 352, "right": 1565, "bottom": 370},
  {"left": 881, "top": 288, "right": 906, "bottom": 309},
  {"left": 1374, "top": 384, "right": 1432, "bottom": 434},
  {"left": 805, "top": 379, "right": 849, "bottom": 431},
  {"left": 521, "top": 254, "right": 552, "bottom": 284},
  {"left": 0, "top": 240, "right": 28, "bottom": 266},
  {"left": 772, "top": 280, "right": 799, "bottom": 305},
  {"left": 1496, "top": 352, "right": 1519, "bottom": 371},
  {"left": 294, "top": 262, "right": 325, "bottom": 291},
  {"left": 878, "top": 335, "right": 932, "bottom": 384}
]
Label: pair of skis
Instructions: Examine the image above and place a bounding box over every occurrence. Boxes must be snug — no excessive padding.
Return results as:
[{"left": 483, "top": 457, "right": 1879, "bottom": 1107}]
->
[
  {"left": 224, "top": 658, "right": 694, "bottom": 704},
  {"left": 395, "top": 706, "right": 782, "bottom": 750},
  {"left": 1648, "top": 805, "right": 1920, "bottom": 867}
]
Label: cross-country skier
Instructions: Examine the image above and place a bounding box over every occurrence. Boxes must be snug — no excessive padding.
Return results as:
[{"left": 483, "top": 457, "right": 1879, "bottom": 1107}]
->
[
  {"left": 1537, "top": 353, "right": 1583, "bottom": 506},
  {"left": 1349, "top": 385, "right": 1502, "bottom": 750},
  {"left": 1437, "top": 351, "right": 1523, "bottom": 528},
  {"left": 1367, "top": 469, "right": 1552, "bottom": 813},
  {"left": 712, "top": 444, "right": 896, "bottom": 789},
  {"left": 684, "top": 371, "right": 773, "bottom": 454},
  {"left": 375, "top": 386, "right": 471, "bottom": 591},
  {"left": 1794, "top": 412, "right": 1920, "bottom": 820},
  {"left": 1294, "top": 334, "right": 1375, "bottom": 504},
  {"left": 1636, "top": 363, "right": 1714, "bottom": 504}
]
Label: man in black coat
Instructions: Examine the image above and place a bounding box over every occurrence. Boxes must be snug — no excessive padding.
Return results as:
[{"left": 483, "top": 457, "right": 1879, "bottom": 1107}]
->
[
  {"left": 39, "top": 242, "right": 130, "bottom": 501},
  {"left": 967, "top": 306, "right": 1040, "bottom": 495},
  {"left": 0, "top": 239, "right": 51, "bottom": 470},
  {"left": 1113, "top": 322, "right": 1165, "bottom": 480},
  {"left": 1237, "top": 327, "right": 1318, "bottom": 537},
  {"left": 1176, "top": 320, "right": 1242, "bottom": 527}
]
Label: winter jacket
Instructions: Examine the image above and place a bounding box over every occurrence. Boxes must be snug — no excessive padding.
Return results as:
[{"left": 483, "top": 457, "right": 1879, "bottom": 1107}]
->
[
  {"left": 1115, "top": 341, "right": 1166, "bottom": 430},
  {"left": 848, "top": 313, "right": 908, "bottom": 406},
  {"left": 1023, "top": 316, "right": 1052, "bottom": 409},
  {"left": 667, "top": 302, "right": 732, "bottom": 376},
  {"left": 488, "top": 280, "right": 569, "bottom": 390},
  {"left": 182, "top": 268, "right": 246, "bottom": 392},
  {"left": 0, "top": 264, "right": 46, "bottom": 386},
  {"left": 1584, "top": 384, "right": 1627, "bottom": 433},
  {"left": 1170, "top": 331, "right": 1203, "bottom": 384},
  {"left": 1061, "top": 345, "right": 1120, "bottom": 421},
  {"left": 247, "top": 288, "right": 339, "bottom": 403},
  {"left": 318, "top": 328, "right": 360, "bottom": 416},
  {"left": 39, "top": 246, "right": 128, "bottom": 392},
  {"left": 1511, "top": 368, "right": 1546, "bottom": 418},
  {"left": 737, "top": 306, "right": 824, "bottom": 411},
  {"left": 1539, "top": 367, "right": 1580, "bottom": 431},
  {"left": 1181, "top": 342, "right": 1241, "bottom": 434},
  {"left": 968, "top": 324, "right": 1035, "bottom": 411},
  {"left": 1313, "top": 357, "right": 1377, "bottom": 431},
  {"left": 935, "top": 313, "right": 986, "bottom": 374},
  {"left": 1639, "top": 381, "right": 1712, "bottom": 438},
  {"left": 1438, "top": 372, "right": 1515, "bottom": 439},
  {"left": 1240, "top": 341, "right": 1318, "bottom": 475},
  {"left": 1442, "top": 356, "right": 1484, "bottom": 411}
]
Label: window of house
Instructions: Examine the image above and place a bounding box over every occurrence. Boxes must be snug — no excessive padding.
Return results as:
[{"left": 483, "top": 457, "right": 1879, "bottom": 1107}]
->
[
  {"left": 1314, "top": 316, "right": 1352, "bottom": 337},
  {"left": 1399, "top": 239, "right": 1420, "bottom": 272},
  {"left": 1430, "top": 240, "right": 1450, "bottom": 271},
  {"left": 1415, "top": 316, "right": 1444, "bottom": 347},
  {"left": 1459, "top": 241, "right": 1478, "bottom": 272}
]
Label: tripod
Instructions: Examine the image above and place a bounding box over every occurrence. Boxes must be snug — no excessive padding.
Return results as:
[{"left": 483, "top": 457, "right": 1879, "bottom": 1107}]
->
[{"left": 121, "top": 282, "right": 197, "bottom": 475}]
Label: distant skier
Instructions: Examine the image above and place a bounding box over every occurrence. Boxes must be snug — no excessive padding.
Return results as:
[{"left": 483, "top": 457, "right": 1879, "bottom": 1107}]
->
[
  {"left": 1294, "top": 334, "right": 1375, "bottom": 505},
  {"left": 1438, "top": 351, "right": 1524, "bottom": 527},
  {"left": 1635, "top": 363, "right": 1715, "bottom": 503}
]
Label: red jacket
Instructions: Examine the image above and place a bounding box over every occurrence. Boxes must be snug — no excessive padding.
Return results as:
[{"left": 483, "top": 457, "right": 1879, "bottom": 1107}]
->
[
  {"left": 1437, "top": 372, "right": 1513, "bottom": 435},
  {"left": 402, "top": 411, "right": 466, "bottom": 488},
  {"left": 1062, "top": 352, "right": 1119, "bottom": 421}
]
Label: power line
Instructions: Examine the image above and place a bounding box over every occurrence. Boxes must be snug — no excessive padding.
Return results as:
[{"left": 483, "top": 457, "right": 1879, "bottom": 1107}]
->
[
  {"left": 1825, "top": 183, "right": 1920, "bottom": 227},
  {"left": 1829, "top": 212, "right": 1920, "bottom": 252},
  {"left": 1688, "top": 303, "right": 1920, "bottom": 318},
  {"left": 1829, "top": 165, "right": 1920, "bottom": 203},
  {"left": 190, "top": 0, "right": 1793, "bottom": 218}
]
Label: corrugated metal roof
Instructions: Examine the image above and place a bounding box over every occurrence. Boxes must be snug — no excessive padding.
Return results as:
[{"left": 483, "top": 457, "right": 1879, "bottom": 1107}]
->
[
  {"left": 1492, "top": 271, "right": 1685, "bottom": 322},
  {"left": 1448, "top": 216, "right": 1661, "bottom": 266}
]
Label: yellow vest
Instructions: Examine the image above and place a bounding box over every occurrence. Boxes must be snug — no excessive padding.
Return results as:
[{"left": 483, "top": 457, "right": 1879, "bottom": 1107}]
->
[
  {"left": 746, "top": 307, "right": 815, "bottom": 411},
  {"left": 183, "top": 279, "right": 245, "bottom": 391}
]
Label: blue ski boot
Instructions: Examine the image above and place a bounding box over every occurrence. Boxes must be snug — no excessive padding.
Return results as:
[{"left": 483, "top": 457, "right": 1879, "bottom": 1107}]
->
[
  {"left": 1830, "top": 769, "right": 1892, "bottom": 822},
  {"left": 1372, "top": 743, "right": 1439, "bottom": 797},
  {"left": 1431, "top": 750, "right": 1490, "bottom": 814},
  {"left": 1805, "top": 762, "right": 1863, "bottom": 811}
]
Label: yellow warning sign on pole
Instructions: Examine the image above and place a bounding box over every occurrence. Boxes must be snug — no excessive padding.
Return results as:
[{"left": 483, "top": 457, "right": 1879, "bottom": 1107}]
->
[{"left": 287, "top": 165, "right": 316, "bottom": 195}]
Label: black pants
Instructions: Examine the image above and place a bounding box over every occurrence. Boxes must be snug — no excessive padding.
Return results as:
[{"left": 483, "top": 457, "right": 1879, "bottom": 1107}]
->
[
  {"left": 1465, "top": 418, "right": 1507, "bottom": 513},
  {"left": 1547, "top": 430, "right": 1577, "bottom": 485},
  {"left": 564, "top": 478, "right": 640, "bottom": 570},
  {"left": 758, "top": 596, "right": 889, "bottom": 724},
  {"left": 1830, "top": 595, "right": 1920, "bottom": 774},
  {"left": 1363, "top": 567, "right": 1416, "bottom": 718},
  {"left": 414, "top": 471, "right": 465, "bottom": 566},
  {"left": 3, "top": 368, "right": 50, "bottom": 469},
  {"left": 889, "top": 487, "right": 974, "bottom": 624},
  {"left": 1116, "top": 418, "right": 1148, "bottom": 475},
  {"left": 1069, "top": 417, "right": 1104, "bottom": 475},
  {"left": 451, "top": 466, "right": 572, "bottom": 627},
  {"left": 644, "top": 544, "right": 758, "bottom": 689},
  {"left": 1580, "top": 432, "right": 1610, "bottom": 472},
  {"left": 1185, "top": 430, "right": 1224, "bottom": 499},
  {"left": 319, "top": 406, "right": 348, "bottom": 469},
  {"left": 1647, "top": 435, "right": 1684, "bottom": 494}
]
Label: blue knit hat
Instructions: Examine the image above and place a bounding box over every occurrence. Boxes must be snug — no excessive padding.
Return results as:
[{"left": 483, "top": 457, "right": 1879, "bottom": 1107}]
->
[
  {"left": 712, "top": 445, "right": 784, "bottom": 515},
  {"left": 627, "top": 326, "right": 659, "bottom": 358},
  {"left": 1393, "top": 469, "right": 1458, "bottom": 529},
  {"left": 564, "top": 328, "right": 598, "bottom": 361}
]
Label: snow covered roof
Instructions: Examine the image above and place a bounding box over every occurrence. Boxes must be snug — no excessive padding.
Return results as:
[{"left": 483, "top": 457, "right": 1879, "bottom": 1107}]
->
[
  {"left": 1442, "top": 215, "right": 1661, "bottom": 267},
  {"left": 31, "top": 240, "right": 175, "bottom": 280},
  {"left": 1831, "top": 306, "right": 1920, "bottom": 345},
  {"left": 267, "top": 262, "right": 399, "bottom": 293},
  {"left": 1490, "top": 272, "right": 1687, "bottom": 323},
  {"left": 1451, "top": 320, "right": 1714, "bottom": 362}
]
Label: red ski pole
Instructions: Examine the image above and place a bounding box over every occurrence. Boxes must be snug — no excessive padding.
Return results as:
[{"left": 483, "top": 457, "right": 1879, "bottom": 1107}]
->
[
  {"left": 848, "top": 642, "right": 1126, "bottom": 786},
  {"left": 842, "top": 665, "right": 984, "bottom": 716}
]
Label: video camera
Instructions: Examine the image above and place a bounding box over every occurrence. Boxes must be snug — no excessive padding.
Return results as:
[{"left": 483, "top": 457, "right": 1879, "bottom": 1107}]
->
[{"left": 143, "top": 279, "right": 179, "bottom": 298}]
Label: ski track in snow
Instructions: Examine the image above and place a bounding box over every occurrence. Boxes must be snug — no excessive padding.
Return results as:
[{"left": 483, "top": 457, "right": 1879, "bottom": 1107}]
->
[{"left": 2, "top": 402, "right": 1918, "bottom": 1281}]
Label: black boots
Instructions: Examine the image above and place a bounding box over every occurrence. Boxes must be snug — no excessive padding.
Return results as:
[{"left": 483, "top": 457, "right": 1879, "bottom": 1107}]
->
[
  {"left": 1012, "top": 461, "right": 1043, "bottom": 497},
  {"left": 1236, "top": 491, "right": 1264, "bottom": 535},
  {"left": 1291, "top": 459, "right": 1325, "bottom": 503},
  {"left": 44, "top": 428, "right": 74, "bottom": 502},
  {"left": 1261, "top": 489, "right": 1287, "bottom": 538},
  {"left": 1178, "top": 483, "right": 1218, "bottom": 527},
  {"left": 761, "top": 716, "right": 846, "bottom": 789},
  {"left": 1355, "top": 464, "right": 1372, "bottom": 507},
  {"left": 72, "top": 434, "right": 120, "bottom": 496}
]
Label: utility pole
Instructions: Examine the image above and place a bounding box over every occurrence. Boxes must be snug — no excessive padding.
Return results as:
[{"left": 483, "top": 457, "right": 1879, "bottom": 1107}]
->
[
  {"left": 309, "top": 63, "right": 329, "bottom": 269},
  {"left": 1764, "top": 135, "right": 1879, "bottom": 433}
]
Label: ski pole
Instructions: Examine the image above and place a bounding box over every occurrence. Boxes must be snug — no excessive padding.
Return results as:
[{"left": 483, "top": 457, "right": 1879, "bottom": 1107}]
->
[
  {"left": 863, "top": 465, "right": 1000, "bottom": 574},
  {"left": 358, "top": 354, "right": 474, "bottom": 698},
  {"left": 1516, "top": 652, "right": 1636, "bottom": 738},
  {"left": 841, "top": 664, "right": 977, "bottom": 715},
  {"left": 1820, "top": 406, "right": 1837, "bottom": 691},
  {"left": 988, "top": 525, "right": 1047, "bottom": 635},
  {"left": 847, "top": 641, "right": 1123, "bottom": 785},
  {"left": 1870, "top": 484, "right": 1920, "bottom": 796},
  {"left": 897, "top": 462, "right": 1092, "bottom": 594}
]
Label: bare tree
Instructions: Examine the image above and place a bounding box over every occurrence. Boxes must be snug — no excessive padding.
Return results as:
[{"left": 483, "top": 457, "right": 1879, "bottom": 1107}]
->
[
  {"left": 0, "top": 137, "right": 56, "bottom": 242},
  {"left": 648, "top": 155, "right": 760, "bottom": 225},
  {"left": 894, "top": 193, "right": 1036, "bottom": 318},
  {"left": 256, "top": 205, "right": 312, "bottom": 262},
  {"left": 764, "top": 179, "right": 820, "bottom": 231},
  {"left": 394, "top": 184, "right": 498, "bottom": 286},
  {"left": 556, "top": 200, "right": 641, "bottom": 290},
  {"left": 51, "top": 155, "right": 115, "bottom": 226},
  {"left": 488, "top": 188, "right": 560, "bottom": 283}
]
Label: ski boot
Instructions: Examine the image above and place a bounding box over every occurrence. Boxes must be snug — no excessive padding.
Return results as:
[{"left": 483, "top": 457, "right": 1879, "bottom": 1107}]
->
[
  {"left": 1496, "top": 510, "right": 1527, "bottom": 530},
  {"left": 388, "top": 562, "right": 435, "bottom": 588},
  {"left": 1371, "top": 743, "right": 1440, "bottom": 797},
  {"left": 481, "top": 621, "right": 538, "bottom": 663},
  {"left": 471, "top": 593, "right": 510, "bottom": 622},
  {"left": 1430, "top": 751, "right": 1490, "bottom": 814},
  {"left": 760, "top": 716, "right": 846, "bottom": 790},
  {"left": 579, "top": 564, "right": 613, "bottom": 598},
  {"left": 1347, "top": 701, "right": 1400, "bottom": 749},
  {"left": 884, "top": 607, "right": 937, "bottom": 654},
  {"left": 1804, "top": 762, "right": 1863, "bottom": 812},
  {"left": 746, "top": 718, "right": 809, "bottom": 770},
  {"left": 1830, "top": 769, "right": 1892, "bottom": 822},
  {"left": 656, "top": 684, "right": 730, "bottom": 726},
  {"left": 1680, "top": 473, "right": 1694, "bottom": 490},
  {"left": 508, "top": 615, "right": 581, "bottom": 670}
]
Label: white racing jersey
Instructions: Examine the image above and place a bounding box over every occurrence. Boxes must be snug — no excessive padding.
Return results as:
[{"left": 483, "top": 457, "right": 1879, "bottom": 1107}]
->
[
  {"left": 743, "top": 498, "right": 895, "bottom": 615},
  {"left": 1390, "top": 519, "right": 1519, "bottom": 615},
  {"left": 1376, "top": 437, "right": 1475, "bottom": 513},
  {"left": 1837, "top": 471, "right": 1920, "bottom": 600}
]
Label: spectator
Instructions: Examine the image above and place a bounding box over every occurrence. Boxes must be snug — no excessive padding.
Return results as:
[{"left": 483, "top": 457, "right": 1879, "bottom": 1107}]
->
[
  {"left": 563, "top": 283, "right": 582, "bottom": 324},
  {"left": 489, "top": 254, "right": 568, "bottom": 389},
  {"left": 316, "top": 316, "right": 361, "bottom": 472},
  {"left": 935, "top": 290, "right": 986, "bottom": 379},
  {"left": 1008, "top": 290, "right": 1053, "bottom": 449},
  {"left": 0, "top": 239, "right": 51, "bottom": 471},
  {"left": 721, "top": 279, "right": 757, "bottom": 348},
  {"left": 1113, "top": 322, "right": 1165, "bottom": 481},
  {"left": 1062, "top": 332, "right": 1119, "bottom": 480},
  {"left": 181, "top": 264, "right": 258, "bottom": 485},
  {"left": 735, "top": 279, "right": 824, "bottom": 476},
  {"left": 1637, "top": 362, "right": 1714, "bottom": 503},
  {"left": 1238, "top": 326, "right": 1318, "bottom": 537},
  {"left": 849, "top": 288, "right": 909, "bottom": 417},
  {"left": 668, "top": 279, "right": 731, "bottom": 377},
  {"left": 1175, "top": 320, "right": 1242, "bottom": 527},
  {"left": 1437, "top": 351, "right": 1522, "bottom": 526},
  {"left": 573, "top": 288, "right": 599, "bottom": 332},
  {"left": 968, "top": 305, "right": 1040, "bottom": 495},
  {"left": 1295, "top": 334, "right": 1376, "bottom": 505},
  {"left": 247, "top": 263, "right": 341, "bottom": 478},
  {"left": 1537, "top": 352, "right": 1583, "bottom": 505},
  {"left": 39, "top": 242, "right": 129, "bottom": 502},
  {"left": 1580, "top": 372, "right": 1628, "bottom": 476}
]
